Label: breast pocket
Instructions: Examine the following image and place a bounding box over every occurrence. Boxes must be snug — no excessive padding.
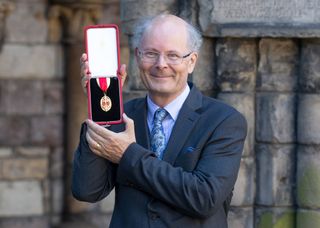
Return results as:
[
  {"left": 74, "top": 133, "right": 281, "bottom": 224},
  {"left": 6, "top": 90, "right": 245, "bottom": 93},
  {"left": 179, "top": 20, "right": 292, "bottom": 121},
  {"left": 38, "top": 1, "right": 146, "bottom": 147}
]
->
[{"left": 174, "top": 147, "right": 202, "bottom": 171}]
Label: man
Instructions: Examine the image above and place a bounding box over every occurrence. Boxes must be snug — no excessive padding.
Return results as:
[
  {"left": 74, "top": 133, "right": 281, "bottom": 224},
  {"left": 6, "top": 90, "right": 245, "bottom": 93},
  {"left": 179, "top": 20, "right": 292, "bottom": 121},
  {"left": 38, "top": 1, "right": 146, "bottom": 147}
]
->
[{"left": 72, "top": 14, "right": 247, "bottom": 227}]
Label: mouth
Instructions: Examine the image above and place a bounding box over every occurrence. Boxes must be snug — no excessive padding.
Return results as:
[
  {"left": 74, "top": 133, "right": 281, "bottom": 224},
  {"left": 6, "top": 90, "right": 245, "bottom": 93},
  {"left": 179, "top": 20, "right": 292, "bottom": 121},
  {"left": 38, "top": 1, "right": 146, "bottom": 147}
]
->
[{"left": 150, "top": 74, "right": 171, "bottom": 79}]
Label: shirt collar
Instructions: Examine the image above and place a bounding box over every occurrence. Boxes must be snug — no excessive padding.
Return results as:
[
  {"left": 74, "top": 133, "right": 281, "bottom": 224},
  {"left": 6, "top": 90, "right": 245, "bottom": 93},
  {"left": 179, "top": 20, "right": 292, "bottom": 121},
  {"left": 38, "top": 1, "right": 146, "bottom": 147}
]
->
[{"left": 147, "top": 84, "right": 190, "bottom": 122}]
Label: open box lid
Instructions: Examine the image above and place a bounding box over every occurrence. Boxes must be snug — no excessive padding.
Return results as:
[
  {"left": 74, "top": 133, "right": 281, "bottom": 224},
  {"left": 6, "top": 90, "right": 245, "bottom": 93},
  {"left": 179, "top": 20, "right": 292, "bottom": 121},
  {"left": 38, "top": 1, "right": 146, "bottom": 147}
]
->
[{"left": 85, "top": 24, "right": 120, "bottom": 77}]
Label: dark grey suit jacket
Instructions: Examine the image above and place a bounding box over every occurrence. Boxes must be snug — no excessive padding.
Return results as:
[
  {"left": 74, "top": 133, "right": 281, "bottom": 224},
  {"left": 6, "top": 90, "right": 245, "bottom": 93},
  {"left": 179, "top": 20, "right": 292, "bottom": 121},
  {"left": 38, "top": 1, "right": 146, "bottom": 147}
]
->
[{"left": 72, "top": 83, "right": 247, "bottom": 228}]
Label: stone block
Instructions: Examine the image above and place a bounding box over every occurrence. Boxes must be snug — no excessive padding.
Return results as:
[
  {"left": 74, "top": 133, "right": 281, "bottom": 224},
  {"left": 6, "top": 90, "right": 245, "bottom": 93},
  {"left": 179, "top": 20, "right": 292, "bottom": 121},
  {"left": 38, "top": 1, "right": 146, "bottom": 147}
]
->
[
  {"left": 121, "top": 0, "right": 177, "bottom": 34},
  {"left": 256, "top": 93, "right": 296, "bottom": 143},
  {"left": 297, "top": 94, "right": 320, "bottom": 144},
  {"left": 0, "top": 44, "right": 63, "bottom": 79},
  {"left": 100, "top": 189, "right": 115, "bottom": 213},
  {"left": 0, "top": 181, "right": 44, "bottom": 216},
  {"left": 297, "top": 209, "right": 320, "bottom": 228},
  {"left": 0, "top": 116, "right": 29, "bottom": 146},
  {"left": 43, "top": 81, "right": 64, "bottom": 114},
  {"left": 256, "top": 144, "right": 295, "bottom": 206},
  {"left": 197, "top": 0, "right": 320, "bottom": 37},
  {"left": 192, "top": 38, "right": 215, "bottom": 93},
  {"left": 300, "top": 39, "right": 320, "bottom": 93},
  {"left": 216, "top": 38, "right": 257, "bottom": 92},
  {"left": 68, "top": 195, "right": 97, "bottom": 214},
  {"left": 231, "top": 157, "right": 255, "bottom": 206},
  {"left": 0, "top": 147, "right": 13, "bottom": 157},
  {"left": 100, "top": 2, "right": 121, "bottom": 26},
  {"left": 66, "top": 212, "right": 111, "bottom": 228},
  {"left": 0, "top": 217, "right": 49, "bottom": 228},
  {"left": 228, "top": 207, "right": 253, "bottom": 228},
  {"left": 2, "top": 158, "right": 48, "bottom": 180},
  {"left": 3, "top": 80, "right": 43, "bottom": 115},
  {"left": 255, "top": 207, "right": 295, "bottom": 228},
  {"left": 297, "top": 145, "right": 320, "bottom": 208},
  {"left": 52, "top": 178, "right": 63, "bottom": 214},
  {"left": 5, "top": 1, "right": 47, "bottom": 43},
  {"left": 30, "top": 115, "right": 63, "bottom": 146},
  {"left": 0, "top": 81, "right": 4, "bottom": 114},
  {"left": 43, "top": 179, "right": 50, "bottom": 213},
  {"left": 217, "top": 93, "right": 254, "bottom": 156},
  {"left": 50, "top": 147, "right": 63, "bottom": 178},
  {"left": 257, "top": 38, "right": 298, "bottom": 92},
  {"left": 16, "top": 146, "right": 50, "bottom": 157}
]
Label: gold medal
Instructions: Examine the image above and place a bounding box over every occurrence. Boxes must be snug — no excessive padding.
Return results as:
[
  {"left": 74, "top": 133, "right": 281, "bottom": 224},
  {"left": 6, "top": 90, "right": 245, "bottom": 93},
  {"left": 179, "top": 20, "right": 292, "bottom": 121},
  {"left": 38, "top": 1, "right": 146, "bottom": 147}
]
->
[
  {"left": 100, "top": 94, "right": 112, "bottom": 112},
  {"left": 96, "top": 77, "right": 112, "bottom": 112}
]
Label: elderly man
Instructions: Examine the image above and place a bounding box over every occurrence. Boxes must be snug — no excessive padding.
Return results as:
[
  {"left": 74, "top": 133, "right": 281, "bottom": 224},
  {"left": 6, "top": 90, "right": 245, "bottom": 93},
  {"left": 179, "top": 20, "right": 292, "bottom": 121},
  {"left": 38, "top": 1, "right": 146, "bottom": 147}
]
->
[{"left": 72, "top": 14, "right": 247, "bottom": 227}]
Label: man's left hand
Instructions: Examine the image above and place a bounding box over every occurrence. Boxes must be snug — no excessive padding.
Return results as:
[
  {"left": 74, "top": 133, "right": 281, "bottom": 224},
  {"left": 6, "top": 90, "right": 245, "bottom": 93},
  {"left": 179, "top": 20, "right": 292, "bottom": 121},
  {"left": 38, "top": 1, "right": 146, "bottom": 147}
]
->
[{"left": 85, "top": 113, "right": 136, "bottom": 163}]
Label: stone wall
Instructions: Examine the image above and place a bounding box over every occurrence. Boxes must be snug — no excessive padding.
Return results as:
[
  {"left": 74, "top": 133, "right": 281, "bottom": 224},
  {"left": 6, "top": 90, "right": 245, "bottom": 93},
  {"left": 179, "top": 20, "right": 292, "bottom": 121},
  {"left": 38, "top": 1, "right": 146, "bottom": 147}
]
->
[
  {"left": 0, "top": 0, "right": 64, "bottom": 227},
  {"left": 0, "top": 0, "right": 319, "bottom": 228},
  {"left": 0, "top": 0, "right": 125, "bottom": 227}
]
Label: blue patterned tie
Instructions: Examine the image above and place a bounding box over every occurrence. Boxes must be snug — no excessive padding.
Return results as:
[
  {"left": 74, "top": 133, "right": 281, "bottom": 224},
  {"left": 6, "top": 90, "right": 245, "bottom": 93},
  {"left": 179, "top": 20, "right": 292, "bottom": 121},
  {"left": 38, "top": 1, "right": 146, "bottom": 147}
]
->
[{"left": 150, "top": 108, "right": 168, "bottom": 159}]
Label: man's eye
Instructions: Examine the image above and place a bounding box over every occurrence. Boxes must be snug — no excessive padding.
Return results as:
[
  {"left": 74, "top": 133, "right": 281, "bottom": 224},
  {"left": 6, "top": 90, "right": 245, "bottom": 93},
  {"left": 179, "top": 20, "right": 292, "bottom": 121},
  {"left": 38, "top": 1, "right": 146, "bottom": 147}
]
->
[
  {"left": 145, "top": 52, "right": 158, "bottom": 58},
  {"left": 167, "top": 53, "right": 180, "bottom": 60}
]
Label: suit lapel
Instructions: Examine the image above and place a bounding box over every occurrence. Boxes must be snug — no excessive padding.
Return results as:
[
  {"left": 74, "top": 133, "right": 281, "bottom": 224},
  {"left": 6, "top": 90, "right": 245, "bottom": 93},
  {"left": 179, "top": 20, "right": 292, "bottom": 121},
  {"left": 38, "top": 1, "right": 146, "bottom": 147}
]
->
[
  {"left": 131, "top": 98, "right": 150, "bottom": 149},
  {"left": 163, "top": 84, "right": 202, "bottom": 164}
]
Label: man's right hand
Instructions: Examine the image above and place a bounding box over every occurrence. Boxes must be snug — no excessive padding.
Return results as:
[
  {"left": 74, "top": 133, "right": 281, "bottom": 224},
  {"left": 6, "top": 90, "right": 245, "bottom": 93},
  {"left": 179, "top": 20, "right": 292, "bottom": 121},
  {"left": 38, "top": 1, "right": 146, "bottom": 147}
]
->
[{"left": 80, "top": 53, "right": 127, "bottom": 95}]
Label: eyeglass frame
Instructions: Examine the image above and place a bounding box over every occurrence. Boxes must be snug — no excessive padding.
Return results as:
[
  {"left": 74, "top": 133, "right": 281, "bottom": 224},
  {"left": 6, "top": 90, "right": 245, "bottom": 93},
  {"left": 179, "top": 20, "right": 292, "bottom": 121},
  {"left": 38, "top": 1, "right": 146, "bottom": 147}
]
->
[{"left": 137, "top": 49, "right": 193, "bottom": 65}]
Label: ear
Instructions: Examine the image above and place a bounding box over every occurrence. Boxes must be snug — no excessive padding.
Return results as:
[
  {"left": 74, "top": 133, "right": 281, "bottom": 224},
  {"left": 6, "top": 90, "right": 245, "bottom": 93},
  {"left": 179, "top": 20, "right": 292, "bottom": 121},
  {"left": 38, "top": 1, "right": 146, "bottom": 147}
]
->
[{"left": 187, "top": 52, "right": 198, "bottom": 74}]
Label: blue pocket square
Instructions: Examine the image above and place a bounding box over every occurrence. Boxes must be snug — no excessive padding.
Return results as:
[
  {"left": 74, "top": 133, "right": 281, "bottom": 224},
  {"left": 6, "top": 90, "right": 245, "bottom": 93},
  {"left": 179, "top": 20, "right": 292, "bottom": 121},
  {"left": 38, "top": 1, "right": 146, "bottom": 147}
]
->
[{"left": 185, "top": 146, "right": 195, "bottom": 153}]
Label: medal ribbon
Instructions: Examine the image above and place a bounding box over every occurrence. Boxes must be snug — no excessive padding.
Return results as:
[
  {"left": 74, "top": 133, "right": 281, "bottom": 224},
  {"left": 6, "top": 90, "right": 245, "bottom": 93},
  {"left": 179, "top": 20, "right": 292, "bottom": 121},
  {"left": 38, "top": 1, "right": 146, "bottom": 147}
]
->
[{"left": 97, "top": 77, "right": 110, "bottom": 93}]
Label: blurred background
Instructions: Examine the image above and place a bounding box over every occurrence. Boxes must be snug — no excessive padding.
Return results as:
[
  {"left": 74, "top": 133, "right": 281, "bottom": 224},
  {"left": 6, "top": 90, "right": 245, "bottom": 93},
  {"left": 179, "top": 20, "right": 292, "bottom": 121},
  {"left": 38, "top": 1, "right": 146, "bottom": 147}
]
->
[{"left": 0, "top": 0, "right": 319, "bottom": 227}]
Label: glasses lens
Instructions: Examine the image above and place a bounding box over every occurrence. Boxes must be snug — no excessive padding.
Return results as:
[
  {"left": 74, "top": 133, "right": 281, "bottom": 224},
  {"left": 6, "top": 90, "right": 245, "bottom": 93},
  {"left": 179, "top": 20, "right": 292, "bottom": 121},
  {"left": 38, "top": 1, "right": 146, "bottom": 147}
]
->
[{"left": 139, "top": 50, "right": 189, "bottom": 65}]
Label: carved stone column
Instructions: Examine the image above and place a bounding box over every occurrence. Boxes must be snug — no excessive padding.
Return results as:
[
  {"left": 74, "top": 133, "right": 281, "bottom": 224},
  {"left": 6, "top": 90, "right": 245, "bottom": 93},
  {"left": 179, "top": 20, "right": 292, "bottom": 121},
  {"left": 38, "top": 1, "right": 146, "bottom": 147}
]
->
[{"left": 48, "top": 0, "right": 104, "bottom": 217}]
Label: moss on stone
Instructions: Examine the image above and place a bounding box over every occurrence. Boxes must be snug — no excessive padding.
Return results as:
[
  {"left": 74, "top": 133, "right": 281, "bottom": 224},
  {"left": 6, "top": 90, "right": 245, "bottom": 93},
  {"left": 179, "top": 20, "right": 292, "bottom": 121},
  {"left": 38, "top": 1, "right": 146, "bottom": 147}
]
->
[
  {"left": 297, "top": 210, "right": 320, "bottom": 228},
  {"left": 257, "top": 211, "right": 294, "bottom": 228},
  {"left": 274, "top": 212, "right": 295, "bottom": 228},
  {"left": 297, "top": 166, "right": 320, "bottom": 207},
  {"left": 257, "top": 212, "right": 273, "bottom": 228}
]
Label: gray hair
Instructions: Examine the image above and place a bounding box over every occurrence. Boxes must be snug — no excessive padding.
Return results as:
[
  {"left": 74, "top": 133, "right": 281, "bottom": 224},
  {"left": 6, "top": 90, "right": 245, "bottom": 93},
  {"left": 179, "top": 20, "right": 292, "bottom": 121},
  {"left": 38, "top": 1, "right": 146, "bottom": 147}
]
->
[{"left": 132, "top": 14, "right": 203, "bottom": 52}]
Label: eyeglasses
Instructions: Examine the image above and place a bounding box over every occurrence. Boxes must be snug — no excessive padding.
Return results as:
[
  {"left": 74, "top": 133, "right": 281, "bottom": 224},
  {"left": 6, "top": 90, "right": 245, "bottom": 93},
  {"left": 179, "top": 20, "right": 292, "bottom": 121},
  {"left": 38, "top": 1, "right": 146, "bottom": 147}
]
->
[{"left": 138, "top": 50, "right": 192, "bottom": 65}]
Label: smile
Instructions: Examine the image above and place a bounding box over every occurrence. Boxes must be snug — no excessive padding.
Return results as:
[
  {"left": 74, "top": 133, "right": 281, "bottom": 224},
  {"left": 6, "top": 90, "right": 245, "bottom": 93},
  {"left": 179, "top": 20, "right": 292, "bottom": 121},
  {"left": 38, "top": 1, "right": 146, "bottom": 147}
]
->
[{"left": 150, "top": 74, "right": 172, "bottom": 78}]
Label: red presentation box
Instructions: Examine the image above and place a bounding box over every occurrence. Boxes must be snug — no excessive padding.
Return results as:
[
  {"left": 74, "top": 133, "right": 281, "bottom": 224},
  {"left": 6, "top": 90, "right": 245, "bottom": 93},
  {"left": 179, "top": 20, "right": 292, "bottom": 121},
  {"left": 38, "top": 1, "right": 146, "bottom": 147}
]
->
[{"left": 84, "top": 24, "right": 123, "bottom": 125}]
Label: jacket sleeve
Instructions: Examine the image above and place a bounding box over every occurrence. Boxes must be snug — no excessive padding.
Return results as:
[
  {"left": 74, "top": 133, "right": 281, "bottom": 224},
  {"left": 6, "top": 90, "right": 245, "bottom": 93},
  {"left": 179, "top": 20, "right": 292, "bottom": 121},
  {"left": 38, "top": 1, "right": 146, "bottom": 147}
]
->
[
  {"left": 71, "top": 123, "right": 117, "bottom": 202},
  {"left": 116, "top": 111, "right": 247, "bottom": 218}
]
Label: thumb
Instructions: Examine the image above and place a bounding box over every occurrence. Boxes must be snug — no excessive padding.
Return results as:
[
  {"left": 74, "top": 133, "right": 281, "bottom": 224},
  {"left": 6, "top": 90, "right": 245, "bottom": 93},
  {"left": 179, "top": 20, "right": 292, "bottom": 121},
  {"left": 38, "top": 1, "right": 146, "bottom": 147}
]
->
[
  {"left": 119, "top": 64, "right": 127, "bottom": 87},
  {"left": 123, "top": 113, "right": 134, "bottom": 134}
]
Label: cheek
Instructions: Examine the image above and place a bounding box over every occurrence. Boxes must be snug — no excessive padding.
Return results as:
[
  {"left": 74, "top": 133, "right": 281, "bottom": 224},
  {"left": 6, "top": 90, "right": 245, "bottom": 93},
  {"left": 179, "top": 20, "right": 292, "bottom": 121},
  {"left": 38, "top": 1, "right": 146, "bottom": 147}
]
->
[{"left": 139, "top": 61, "right": 152, "bottom": 73}]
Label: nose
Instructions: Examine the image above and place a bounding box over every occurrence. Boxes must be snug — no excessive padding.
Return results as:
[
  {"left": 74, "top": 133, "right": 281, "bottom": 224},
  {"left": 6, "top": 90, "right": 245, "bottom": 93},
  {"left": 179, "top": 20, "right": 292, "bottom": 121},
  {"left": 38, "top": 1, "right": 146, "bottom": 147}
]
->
[{"left": 154, "top": 54, "right": 168, "bottom": 69}]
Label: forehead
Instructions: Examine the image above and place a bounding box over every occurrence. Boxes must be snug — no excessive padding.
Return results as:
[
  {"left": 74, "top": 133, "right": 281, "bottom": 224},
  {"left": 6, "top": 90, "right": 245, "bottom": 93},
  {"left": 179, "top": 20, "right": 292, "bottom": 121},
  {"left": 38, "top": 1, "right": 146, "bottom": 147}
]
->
[{"left": 140, "top": 17, "right": 189, "bottom": 52}]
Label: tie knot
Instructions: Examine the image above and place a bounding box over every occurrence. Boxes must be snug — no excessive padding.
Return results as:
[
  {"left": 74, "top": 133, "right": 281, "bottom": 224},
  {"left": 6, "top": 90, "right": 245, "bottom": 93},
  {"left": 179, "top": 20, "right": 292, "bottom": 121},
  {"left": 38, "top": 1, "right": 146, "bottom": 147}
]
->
[{"left": 154, "top": 108, "right": 167, "bottom": 123}]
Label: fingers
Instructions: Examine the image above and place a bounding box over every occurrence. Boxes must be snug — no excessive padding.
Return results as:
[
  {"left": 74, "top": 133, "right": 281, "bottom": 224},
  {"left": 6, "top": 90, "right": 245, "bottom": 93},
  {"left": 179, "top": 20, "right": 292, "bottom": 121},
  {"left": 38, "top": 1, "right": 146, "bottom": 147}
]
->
[
  {"left": 86, "top": 130, "right": 102, "bottom": 153},
  {"left": 123, "top": 113, "right": 133, "bottom": 131},
  {"left": 86, "top": 119, "right": 114, "bottom": 139},
  {"left": 80, "top": 53, "right": 91, "bottom": 94},
  {"left": 85, "top": 121, "right": 109, "bottom": 158},
  {"left": 123, "top": 113, "right": 136, "bottom": 142},
  {"left": 86, "top": 123, "right": 107, "bottom": 146},
  {"left": 118, "top": 64, "right": 127, "bottom": 87}
]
